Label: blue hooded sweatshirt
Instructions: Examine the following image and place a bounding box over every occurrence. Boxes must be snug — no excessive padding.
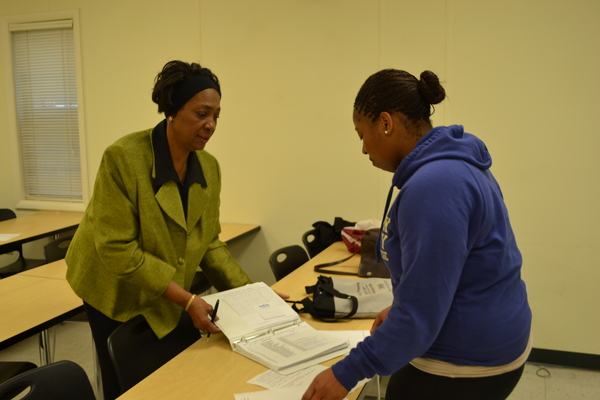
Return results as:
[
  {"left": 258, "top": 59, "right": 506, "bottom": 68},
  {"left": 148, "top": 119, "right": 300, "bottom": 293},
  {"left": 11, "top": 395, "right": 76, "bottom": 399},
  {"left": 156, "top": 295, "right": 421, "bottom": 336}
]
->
[{"left": 332, "top": 125, "right": 532, "bottom": 390}]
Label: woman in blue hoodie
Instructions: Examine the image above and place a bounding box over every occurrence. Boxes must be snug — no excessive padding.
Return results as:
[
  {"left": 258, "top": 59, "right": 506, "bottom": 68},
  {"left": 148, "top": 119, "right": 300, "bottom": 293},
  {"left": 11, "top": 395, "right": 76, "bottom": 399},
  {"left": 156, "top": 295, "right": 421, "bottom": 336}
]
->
[{"left": 302, "top": 69, "right": 532, "bottom": 400}]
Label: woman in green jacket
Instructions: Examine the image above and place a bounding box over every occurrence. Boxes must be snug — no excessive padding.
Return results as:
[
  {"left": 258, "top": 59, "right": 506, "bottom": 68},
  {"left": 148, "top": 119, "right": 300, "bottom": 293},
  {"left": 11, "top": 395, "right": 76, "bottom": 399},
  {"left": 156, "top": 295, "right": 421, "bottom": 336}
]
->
[{"left": 66, "top": 60, "right": 252, "bottom": 400}]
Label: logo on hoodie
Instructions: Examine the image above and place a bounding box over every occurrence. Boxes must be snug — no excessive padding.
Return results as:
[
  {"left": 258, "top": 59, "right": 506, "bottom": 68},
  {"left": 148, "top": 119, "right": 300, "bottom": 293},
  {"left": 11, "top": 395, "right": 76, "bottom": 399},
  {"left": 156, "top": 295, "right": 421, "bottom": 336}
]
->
[{"left": 380, "top": 216, "right": 390, "bottom": 261}]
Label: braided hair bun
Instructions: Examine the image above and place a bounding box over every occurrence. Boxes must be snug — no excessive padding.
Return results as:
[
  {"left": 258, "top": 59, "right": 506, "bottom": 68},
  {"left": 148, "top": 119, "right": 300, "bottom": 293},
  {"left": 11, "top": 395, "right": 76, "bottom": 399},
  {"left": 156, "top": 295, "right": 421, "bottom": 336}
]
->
[
  {"left": 419, "top": 71, "right": 446, "bottom": 105},
  {"left": 354, "top": 69, "right": 446, "bottom": 123}
]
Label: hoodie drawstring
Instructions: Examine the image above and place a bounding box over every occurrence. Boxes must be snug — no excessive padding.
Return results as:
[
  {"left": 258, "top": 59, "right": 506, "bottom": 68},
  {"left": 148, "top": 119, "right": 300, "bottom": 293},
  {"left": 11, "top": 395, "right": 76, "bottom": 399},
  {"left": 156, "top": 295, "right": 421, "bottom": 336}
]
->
[{"left": 376, "top": 185, "right": 395, "bottom": 263}]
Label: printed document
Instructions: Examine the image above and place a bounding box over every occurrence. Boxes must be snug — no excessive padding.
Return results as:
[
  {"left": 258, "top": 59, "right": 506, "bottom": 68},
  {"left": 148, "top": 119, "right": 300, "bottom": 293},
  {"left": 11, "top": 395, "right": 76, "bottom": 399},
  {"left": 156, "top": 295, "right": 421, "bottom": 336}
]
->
[
  {"left": 235, "top": 332, "right": 373, "bottom": 399},
  {"left": 202, "top": 282, "right": 349, "bottom": 374},
  {"left": 0, "top": 233, "right": 19, "bottom": 242},
  {"left": 236, "top": 363, "right": 367, "bottom": 399},
  {"left": 234, "top": 387, "right": 350, "bottom": 400}
]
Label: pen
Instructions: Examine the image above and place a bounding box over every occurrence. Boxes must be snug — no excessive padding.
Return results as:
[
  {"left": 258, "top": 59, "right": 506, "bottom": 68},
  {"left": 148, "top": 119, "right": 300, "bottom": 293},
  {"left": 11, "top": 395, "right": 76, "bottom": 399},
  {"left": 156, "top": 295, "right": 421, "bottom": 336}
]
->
[{"left": 207, "top": 299, "right": 219, "bottom": 341}]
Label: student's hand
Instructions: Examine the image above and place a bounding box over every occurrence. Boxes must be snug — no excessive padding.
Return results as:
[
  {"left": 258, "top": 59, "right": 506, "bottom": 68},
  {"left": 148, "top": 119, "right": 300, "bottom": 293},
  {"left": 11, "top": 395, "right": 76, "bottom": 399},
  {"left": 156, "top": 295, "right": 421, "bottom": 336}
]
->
[
  {"left": 187, "top": 297, "right": 221, "bottom": 334},
  {"left": 302, "top": 368, "right": 348, "bottom": 400},
  {"left": 370, "top": 306, "right": 391, "bottom": 334}
]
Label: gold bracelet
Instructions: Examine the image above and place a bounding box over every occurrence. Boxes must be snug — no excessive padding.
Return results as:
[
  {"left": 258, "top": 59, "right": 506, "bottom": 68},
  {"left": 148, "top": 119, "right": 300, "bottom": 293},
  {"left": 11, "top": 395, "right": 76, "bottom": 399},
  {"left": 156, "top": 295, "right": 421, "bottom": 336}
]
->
[{"left": 185, "top": 294, "right": 196, "bottom": 312}]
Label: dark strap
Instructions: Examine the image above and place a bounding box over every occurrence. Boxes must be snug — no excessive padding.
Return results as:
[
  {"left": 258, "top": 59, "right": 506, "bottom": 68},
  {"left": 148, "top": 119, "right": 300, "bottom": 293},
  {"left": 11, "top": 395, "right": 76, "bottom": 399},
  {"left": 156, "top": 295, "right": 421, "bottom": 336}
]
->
[
  {"left": 313, "top": 253, "right": 358, "bottom": 276},
  {"left": 290, "top": 300, "right": 339, "bottom": 322},
  {"left": 292, "top": 280, "right": 359, "bottom": 321}
]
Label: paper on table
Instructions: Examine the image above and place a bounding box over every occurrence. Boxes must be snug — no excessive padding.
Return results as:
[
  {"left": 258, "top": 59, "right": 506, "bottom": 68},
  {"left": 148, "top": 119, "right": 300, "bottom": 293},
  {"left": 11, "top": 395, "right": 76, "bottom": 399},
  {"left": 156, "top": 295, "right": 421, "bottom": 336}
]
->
[
  {"left": 247, "top": 365, "right": 328, "bottom": 390},
  {"left": 234, "top": 387, "right": 350, "bottom": 400},
  {"left": 246, "top": 330, "right": 372, "bottom": 391},
  {"left": 248, "top": 361, "right": 370, "bottom": 394},
  {"left": 233, "top": 322, "right": 349, "bottom": 374},
  {"left": 320, "top": 330, "right": 370, "bottom": 354},
  {"left": 0, "top": 233, "right": 19, "bottom": 242}
]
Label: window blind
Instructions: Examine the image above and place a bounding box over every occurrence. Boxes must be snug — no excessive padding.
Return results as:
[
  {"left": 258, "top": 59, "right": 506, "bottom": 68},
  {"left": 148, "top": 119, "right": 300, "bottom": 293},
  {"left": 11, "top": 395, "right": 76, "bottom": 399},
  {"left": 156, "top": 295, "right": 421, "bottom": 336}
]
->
[{"left": 11, "top": 20, "right": 82, "bottom": 202}]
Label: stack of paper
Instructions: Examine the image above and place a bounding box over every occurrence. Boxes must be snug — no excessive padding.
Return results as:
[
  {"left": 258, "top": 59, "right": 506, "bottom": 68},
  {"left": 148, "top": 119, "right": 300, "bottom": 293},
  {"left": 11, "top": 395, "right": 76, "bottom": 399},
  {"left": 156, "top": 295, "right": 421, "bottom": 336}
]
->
[
  {"left": 235, "top": 360, "right": 371, "bottom": 400},
  {"left": 202, "top": 282, "right": 349, "bottom": 374}
]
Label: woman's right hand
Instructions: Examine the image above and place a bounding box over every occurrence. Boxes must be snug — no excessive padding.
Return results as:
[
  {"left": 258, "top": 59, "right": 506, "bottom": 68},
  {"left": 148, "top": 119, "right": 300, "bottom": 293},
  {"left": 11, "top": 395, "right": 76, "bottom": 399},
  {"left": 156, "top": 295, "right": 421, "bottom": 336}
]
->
[
  {"left": 187, "top": 296, "right": 222, "bottom": 334},
  {"left": 370, "top": 306, "right": 391, "bottom": 334}
]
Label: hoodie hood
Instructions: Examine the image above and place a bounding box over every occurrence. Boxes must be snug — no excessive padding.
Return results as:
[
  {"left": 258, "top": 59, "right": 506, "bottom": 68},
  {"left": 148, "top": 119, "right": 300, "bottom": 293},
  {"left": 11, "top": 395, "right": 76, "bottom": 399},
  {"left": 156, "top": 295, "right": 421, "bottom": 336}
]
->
[
  {"left": 376, "top": 125, "right": 492, "bottom": 262},
  {"left": 392, "top": 125, "right": 492, "bottom": 189}
]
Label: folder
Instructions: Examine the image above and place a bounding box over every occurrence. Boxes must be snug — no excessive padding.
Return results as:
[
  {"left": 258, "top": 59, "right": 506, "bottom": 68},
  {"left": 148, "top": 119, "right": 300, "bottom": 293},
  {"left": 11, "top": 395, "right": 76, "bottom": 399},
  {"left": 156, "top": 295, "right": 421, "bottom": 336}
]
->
[{"left": 202, "top": 282, "right": 349, "bottom": 374}]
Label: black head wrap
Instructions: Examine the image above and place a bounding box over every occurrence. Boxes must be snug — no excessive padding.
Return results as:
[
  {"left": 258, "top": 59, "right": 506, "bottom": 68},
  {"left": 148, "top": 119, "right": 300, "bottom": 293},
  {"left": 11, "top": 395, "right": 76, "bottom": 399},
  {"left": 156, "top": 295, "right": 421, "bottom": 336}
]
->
[{"left": 169, "top": 75, "right": 221, "bottom": 116}]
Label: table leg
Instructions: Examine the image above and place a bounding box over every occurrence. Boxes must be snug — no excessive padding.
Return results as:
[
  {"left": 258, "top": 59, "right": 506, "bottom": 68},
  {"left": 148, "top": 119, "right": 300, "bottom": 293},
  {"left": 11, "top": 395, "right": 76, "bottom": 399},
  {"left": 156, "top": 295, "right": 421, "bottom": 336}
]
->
[{"left": 38, "top": 326, "right": 55, "bottom": 365}]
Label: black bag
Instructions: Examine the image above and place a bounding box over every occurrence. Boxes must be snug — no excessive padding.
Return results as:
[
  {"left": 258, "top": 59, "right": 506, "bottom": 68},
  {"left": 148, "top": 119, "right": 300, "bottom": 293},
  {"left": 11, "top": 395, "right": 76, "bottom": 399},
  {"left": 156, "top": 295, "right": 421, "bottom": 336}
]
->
[
  {"left": 291, "top": 275, "right": 393, "bottom": 321},
  {"left": 311, "top": 217, "right": 356, "bottom": 248},
  {"left": 357, "top": 229, "right": 390, "bottom": 278}
]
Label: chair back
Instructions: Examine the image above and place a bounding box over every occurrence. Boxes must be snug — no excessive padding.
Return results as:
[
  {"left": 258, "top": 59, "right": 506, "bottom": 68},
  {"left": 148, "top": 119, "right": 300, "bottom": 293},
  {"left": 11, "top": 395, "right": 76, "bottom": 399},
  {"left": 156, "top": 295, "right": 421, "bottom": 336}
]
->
[
  {"left": 0, "top": 362, "right": 37, "bottom": 385},
  {"left": 43, "top": 235, "right": 74, "bottom": 262},
  {"left": 269, "top": 245, "right": 309, "bottom": 281},
  {"left": 0, "top": 209, "right": 20, "bottom": 254},
  {"left": 0, "top": 209, "right": 46, "bottom": 278},
  {"left": 0, "top": 209, "right": 16, "bottom": 222},
  {"left": 0, "top": 360, "right": 95, "bottom": 400},
  {"left": 302, "top": 229, "right": 327, "bottom": 258},
  {"left": 108, "top": 312, "right": 201, "bottom": 395},
  {"left": 189, "top": 270, "right": 213, "bottom": 294}
]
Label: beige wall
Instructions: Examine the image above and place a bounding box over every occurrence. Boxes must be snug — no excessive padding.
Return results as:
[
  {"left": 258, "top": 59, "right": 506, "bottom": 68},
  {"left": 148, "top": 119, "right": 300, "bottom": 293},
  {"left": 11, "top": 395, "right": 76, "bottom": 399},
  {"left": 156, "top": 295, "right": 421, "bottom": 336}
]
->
[{"left": 1, "top": 0, "right": 598, "bottom": 355}]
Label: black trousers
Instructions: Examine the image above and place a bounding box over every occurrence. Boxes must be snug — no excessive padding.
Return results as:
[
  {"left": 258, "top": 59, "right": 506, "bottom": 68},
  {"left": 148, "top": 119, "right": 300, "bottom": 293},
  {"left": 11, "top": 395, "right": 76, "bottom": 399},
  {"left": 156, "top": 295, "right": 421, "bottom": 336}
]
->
[
  {"left": 385, "top": 363, "right": 525, "bottom": 400},
  {"left": 84, "top": 302, "right": 123, "bottom": 400}
]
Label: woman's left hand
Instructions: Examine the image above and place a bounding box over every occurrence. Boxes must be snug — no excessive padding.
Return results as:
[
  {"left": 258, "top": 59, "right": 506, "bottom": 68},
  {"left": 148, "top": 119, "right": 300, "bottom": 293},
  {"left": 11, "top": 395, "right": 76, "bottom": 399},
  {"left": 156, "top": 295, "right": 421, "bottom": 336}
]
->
[
  {"left": 187, "top": 296, "right": 221, "bottom": 334},
  {"left": 301, "top": 368, "right": 348, "bottom": 400}
]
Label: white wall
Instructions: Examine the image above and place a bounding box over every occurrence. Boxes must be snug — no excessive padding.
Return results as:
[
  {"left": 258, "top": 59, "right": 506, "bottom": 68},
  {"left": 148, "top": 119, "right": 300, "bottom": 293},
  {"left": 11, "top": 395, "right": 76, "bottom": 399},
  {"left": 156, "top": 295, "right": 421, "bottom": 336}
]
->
[{"left": 1, "top": 0, "right": 598, "bottom": 355}]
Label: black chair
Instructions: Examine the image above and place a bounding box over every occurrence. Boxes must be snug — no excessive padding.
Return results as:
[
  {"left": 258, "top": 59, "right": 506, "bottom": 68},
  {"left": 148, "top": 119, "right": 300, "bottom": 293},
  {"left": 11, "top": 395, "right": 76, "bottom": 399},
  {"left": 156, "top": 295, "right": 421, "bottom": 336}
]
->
[
  {"left": 0, "top": 209, "right": 46, "bottom": 278},
  {"left": 302, "top": 229, "right": 327, "bottom": 258},
  {"left": 303, "top": 218, "right": 356, "bottom": 259},
  {"left": 107, "top": 312, "right": 201, "bottom": 395},
  {"left": 43, "top": 235, "right": 74, "bottom": 262},
  {"left": 0, "top": 360, "right": 95, "bottom": 400},
  {"left": 45, "top": 235, "right": 85, "bottom": 323},
  {"left": 0, "top": 362, "right": 37, "bottom": 386},
  {"left": 269, "top": 245, "right": 309, "bottom": 281},
  {"left": 189, "top": 270, "right": 213, "bottom": 294}
]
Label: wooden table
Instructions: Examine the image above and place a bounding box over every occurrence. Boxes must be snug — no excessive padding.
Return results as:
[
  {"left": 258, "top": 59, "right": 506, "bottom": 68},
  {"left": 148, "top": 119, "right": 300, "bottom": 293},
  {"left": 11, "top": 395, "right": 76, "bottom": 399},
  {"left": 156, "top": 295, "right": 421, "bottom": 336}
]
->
[
  {"left": 116, "top": 242, "right": 371, "bottom": 400},
  {"left": 219, "top": 223, "right": 260, "bottom": 244},
  {"left": 0, "top": 212, "right": 83, "bottom": 363},
  {"left": 0, "top": 272, "right": 84, "bottom": 359},
  {"left": 0, "top": 222, "right": 261, "bottom": 364},
  {"left": 16, "top": 223, "right": 260, "bottom": 281},
  {"left": 0, "top": 212, "right": 83, "bottom": 253}
]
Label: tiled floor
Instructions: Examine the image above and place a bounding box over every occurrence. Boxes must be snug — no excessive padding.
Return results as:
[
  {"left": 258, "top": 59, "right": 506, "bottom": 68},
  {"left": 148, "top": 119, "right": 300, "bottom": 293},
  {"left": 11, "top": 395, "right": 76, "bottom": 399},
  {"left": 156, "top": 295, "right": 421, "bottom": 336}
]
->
[
  {"left": 0, "top": 317, "right": 98, "bottom": 396},
  {"left": 1, "top": 320, "right": 599, "bottom": 400}
]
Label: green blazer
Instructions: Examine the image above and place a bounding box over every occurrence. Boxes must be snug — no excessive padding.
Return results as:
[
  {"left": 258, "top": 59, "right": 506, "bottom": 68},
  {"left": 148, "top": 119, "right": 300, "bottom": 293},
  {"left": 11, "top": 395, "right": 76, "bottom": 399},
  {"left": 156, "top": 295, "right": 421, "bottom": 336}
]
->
[{"left": 66, "top": 127, "right": 252, "bottom": 338}]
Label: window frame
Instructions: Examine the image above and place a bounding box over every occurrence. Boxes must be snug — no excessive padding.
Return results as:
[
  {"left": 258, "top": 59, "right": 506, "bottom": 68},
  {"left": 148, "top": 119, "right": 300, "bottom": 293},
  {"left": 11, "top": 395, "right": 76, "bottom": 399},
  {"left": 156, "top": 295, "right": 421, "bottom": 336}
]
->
[{"left": 1, "top": 9, "right": 88, "bottom": 212}]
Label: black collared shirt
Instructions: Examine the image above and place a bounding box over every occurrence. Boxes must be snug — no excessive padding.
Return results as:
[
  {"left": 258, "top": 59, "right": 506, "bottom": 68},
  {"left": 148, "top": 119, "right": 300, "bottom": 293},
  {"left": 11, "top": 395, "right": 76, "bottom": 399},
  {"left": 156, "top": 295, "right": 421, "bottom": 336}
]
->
[{"left": 152, "top": 120, "right": 207, "bottom": 218}]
